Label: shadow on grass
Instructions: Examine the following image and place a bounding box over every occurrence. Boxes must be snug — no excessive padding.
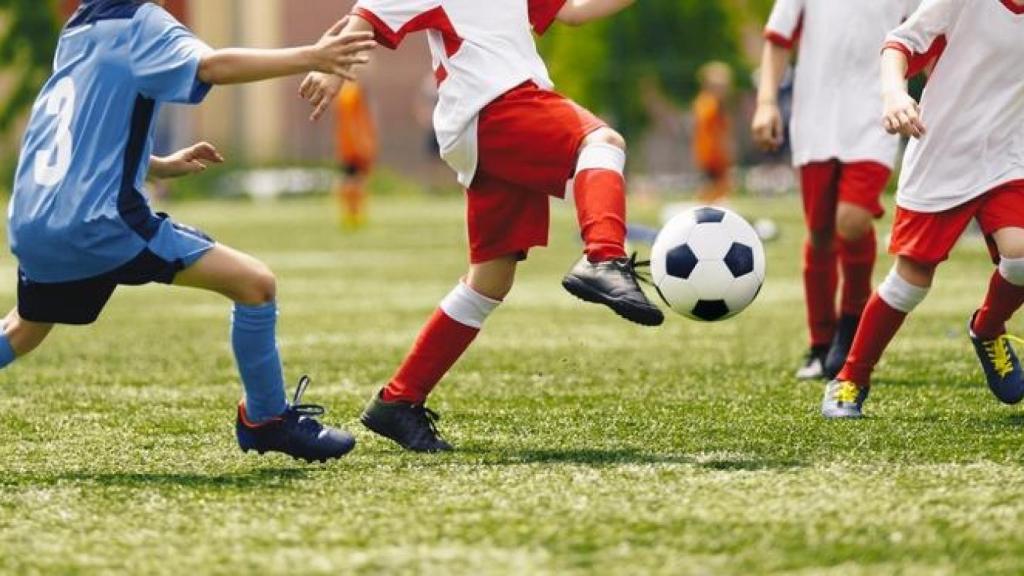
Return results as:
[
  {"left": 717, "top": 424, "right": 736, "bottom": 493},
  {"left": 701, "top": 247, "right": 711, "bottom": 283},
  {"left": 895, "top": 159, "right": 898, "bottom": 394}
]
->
[
  {"left": 443, "top": 447, "right": 806, "bottom": 471},
  {"left": 0, "top": 467, "right": 308, "bottom": 489}
]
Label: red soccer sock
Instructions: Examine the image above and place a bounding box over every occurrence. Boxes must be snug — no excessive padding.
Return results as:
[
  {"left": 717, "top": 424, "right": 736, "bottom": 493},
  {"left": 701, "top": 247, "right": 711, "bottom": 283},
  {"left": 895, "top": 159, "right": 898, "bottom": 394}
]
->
[
  {"left": 972, "top": 271, "right": 1024, "bottom": 340},
  {"left": 574, "top": 169, "right": 627, "bottom": 262},
  {"left": 837, "top": 292, "right": 908, "bottom": 387},
  {"left": 803, "top": 240, "right": 839, "bottom": 347},
  {"left": 382, "top": 309, "right": 480, "bottom": 404},
  {"left": 838, "top": 230, "right": 877, "bottom": 317}
]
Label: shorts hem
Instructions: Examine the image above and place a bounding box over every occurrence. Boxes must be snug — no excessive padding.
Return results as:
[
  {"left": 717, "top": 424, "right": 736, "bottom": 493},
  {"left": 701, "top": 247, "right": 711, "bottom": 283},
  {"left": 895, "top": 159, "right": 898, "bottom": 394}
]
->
[{"left": 469, "top": 242, "right": 547, "bottom": 265}]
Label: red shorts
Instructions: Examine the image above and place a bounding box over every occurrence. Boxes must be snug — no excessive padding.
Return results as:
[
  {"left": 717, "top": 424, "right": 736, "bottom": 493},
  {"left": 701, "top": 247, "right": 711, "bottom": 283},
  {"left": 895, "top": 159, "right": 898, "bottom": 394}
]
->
[
  {"left": 467, "top": 83, "right": 606, "bottom": 264},
  {"left": 800, "top": 160, "right": 892, "bottom": 233},
  {"left": 890, "top": 180, "right": 1024, "bottom": 265}
]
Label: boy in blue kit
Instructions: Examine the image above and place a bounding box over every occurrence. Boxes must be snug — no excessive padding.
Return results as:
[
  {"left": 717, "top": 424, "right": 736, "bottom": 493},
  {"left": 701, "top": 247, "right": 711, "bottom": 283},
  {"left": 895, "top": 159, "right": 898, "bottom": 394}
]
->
[{"left": 4, "top": 0, "right": 375, "bottom": 462}]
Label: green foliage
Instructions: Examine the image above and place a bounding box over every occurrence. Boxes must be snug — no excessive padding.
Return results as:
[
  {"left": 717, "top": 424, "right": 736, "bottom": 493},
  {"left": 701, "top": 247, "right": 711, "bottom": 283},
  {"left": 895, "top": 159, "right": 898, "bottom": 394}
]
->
[
  {"left": 0, "top": 0, "right": 61, "bottom": 134},
  {"left": 540, "top": 1, "right": 747, "bottom": 139}
]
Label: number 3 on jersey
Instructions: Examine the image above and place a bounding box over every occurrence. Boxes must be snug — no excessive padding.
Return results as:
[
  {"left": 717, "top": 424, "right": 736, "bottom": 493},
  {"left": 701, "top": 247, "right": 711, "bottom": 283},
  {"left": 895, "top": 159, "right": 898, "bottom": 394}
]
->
[{"left": 34, "top": 77, "right": 76, "bottom": 187}]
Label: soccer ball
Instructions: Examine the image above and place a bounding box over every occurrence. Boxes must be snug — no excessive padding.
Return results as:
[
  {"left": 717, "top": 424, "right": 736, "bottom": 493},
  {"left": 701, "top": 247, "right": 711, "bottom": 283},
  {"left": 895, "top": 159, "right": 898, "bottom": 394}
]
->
[{"left": 650, "top": 206, "right": 766, "bottom": 322}]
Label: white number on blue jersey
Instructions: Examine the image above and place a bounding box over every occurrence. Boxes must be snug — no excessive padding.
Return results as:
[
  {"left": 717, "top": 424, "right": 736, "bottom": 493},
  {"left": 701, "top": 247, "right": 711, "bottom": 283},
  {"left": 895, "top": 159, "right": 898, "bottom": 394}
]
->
[{"left": 33, "top": 77, "right": 76, "bottom": 187}]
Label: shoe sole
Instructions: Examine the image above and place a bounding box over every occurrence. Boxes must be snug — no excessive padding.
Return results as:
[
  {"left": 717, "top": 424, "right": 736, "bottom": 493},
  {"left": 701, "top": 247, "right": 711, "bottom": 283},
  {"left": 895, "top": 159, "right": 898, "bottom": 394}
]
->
[
  {"left": 360, "top": 414, "right": 453, "bottom": 453},
  {"left": 562, "top": 276, "right": 664, "bottom": 327},
  {"left": 240, "top": 441, "right": 355, "bottom": 464}
]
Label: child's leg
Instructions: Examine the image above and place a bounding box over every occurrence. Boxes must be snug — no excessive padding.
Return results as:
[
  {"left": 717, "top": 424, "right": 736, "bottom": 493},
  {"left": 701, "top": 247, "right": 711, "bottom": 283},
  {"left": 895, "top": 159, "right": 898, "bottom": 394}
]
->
[
  {"left": 0, "top": 308, "right": 53, "bottom": 367},
  {"left": 835, "top": 202, "right": 877, "bottom": 318},
  {"left": 573, "top": 128, "right": 628, "bottom": 263},
  {"left": 342, "top": 173, "right": 368, "bottom": 227},
  {"left": 800, "top": 163, "right": 840, "bottom": 350},
  {"left": 838, "top": 257, "right": 934, "bottom": 386},
  {"left": 173, "top": 244, "right": 287, "bottom": 423},
  {"left": 973, "top": 227, "right": 1024, "bottom": 339},
  {"left": 382, "top": 255, "right": 513, "bottom": 404}
]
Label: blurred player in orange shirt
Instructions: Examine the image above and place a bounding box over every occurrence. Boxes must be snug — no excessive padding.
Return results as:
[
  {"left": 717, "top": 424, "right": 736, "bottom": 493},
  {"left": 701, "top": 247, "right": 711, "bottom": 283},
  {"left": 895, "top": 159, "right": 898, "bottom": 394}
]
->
[
  {"left": 334, "top": 80, "right": 377, "bottom": 229},
  {"left": 692, "top": 61, "right": 734, "bottom": 204}
]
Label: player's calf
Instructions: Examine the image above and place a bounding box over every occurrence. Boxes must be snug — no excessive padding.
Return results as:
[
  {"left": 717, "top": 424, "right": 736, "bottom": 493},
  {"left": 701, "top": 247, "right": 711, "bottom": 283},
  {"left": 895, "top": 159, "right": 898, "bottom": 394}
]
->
[
  {"left": 0, "top": 308, "right": 53, "bottom": 366},
  {"left": 565, "top": 130, "right": 663, "bottom": 327}
]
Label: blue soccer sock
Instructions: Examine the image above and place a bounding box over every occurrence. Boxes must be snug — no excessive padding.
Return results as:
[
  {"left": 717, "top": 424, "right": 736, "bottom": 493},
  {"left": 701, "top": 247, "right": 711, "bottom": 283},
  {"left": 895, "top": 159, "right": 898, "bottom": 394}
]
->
[
  {"left": 0, "top": 330, "right": 15, "bottom": 369},
  {"left": 231, "top": 302, "right": 288, "bottom": 423}
]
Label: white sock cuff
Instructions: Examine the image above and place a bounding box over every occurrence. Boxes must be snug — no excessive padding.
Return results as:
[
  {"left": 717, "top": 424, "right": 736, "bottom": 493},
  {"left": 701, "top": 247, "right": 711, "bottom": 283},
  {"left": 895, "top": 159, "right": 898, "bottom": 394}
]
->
[
  {"left": 439, "top": 282, "right": 501, "bottom": 329},
  {"left": 576, "top": 143, "right": 626, "bottom": 175},
  {"left": 999, "top": 257, "right": 1024, "bottom": 287},
  {"left": 877, "top": 268, "right": 929, "bottom": 313}
]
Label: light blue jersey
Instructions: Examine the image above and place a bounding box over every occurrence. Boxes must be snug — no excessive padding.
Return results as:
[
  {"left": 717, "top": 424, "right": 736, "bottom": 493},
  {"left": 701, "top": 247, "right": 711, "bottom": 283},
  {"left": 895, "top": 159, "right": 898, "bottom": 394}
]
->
[{"left": 9, "top": 1, "right": 213, "bottom": 283}]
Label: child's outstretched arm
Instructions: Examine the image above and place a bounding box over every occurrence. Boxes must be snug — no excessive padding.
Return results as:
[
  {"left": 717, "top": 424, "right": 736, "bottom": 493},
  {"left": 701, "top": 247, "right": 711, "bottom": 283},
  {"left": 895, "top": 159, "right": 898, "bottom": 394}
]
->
[
  {"left": 555, "top": 0, "right": 635, "bottom": 26},
  {"left": 149, "top": 142, "right": 225, "bottom": 179},
  {"left": 880, "top": 47, "right": 926, "bottom": 139},
  {"left": 198, "top": 18, "right": 376, "bottom": 86},
  {"left": 751, "top": 41, "right": 790, "bottom": 152}
]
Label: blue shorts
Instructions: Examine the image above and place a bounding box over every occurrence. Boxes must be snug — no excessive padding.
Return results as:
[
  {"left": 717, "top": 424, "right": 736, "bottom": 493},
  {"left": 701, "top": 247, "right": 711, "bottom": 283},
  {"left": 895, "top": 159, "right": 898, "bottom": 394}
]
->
[{"left": 17, "top": 217, "right": 214, "bottom": 325}]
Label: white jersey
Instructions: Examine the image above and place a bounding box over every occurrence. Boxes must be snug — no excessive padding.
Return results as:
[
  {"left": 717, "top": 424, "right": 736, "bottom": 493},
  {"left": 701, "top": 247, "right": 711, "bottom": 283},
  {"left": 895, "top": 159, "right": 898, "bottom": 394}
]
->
[
  {"left": 353, "top": 0, "right": 565, "bottom": 186},
  {"left": 887, "top": 0, "right": 1024, "bottom": 213},
  {"left": 765, "top": 0, "right": 919, "bottom": 169}
]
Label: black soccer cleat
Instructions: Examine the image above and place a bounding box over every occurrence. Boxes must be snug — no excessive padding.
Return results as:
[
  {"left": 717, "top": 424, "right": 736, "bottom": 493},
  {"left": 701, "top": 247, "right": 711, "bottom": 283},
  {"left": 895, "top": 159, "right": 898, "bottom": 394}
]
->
[
  {"left": 236, "top": 376, "right": 356, "bottom": 463},
  {"left": 796, "top": 345, "right": 829, "bottom": 381},
  {"left": 360, "top": 391, "right": 453, "bottom": 453},
  {"left": 562, "top": 255, "right": 665, "bottom": 327},
  {"left": 824, "top": 314, "right": 861, "bottom": 379}
]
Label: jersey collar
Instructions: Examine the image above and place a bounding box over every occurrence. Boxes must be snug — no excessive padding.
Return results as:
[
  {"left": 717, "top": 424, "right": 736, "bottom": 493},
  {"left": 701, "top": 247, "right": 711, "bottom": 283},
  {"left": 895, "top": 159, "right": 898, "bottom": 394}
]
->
[{"left": 66, "top": 0, "right": 142, "bottom": 28}]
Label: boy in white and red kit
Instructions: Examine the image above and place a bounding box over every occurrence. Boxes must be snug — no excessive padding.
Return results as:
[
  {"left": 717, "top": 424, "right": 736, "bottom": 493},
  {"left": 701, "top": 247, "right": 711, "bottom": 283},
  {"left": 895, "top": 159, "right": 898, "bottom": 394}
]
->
[
  {"left": 823, "top": 0, "right": 1024, "bottom": 418},
  {"left": 753, "top": 0, "right": 919, "bottom": 381},
  {"left": 301, "top": 0, "right": 659, "bottom": 451}
]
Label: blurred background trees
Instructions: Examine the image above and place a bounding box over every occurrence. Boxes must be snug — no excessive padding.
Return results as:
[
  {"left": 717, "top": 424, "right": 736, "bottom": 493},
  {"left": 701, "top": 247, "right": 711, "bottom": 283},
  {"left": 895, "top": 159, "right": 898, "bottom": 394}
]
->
[
  {"left": 541, "top": 0, "right": 772, "bottom": 141},
  {"left": 0, "top": 0, "right": 60, "bottom": 134}
]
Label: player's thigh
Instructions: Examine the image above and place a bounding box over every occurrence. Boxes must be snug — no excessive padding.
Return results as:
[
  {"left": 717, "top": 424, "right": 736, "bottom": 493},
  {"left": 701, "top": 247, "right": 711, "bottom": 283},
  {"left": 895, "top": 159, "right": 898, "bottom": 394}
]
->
[
  {"left": 174, "top": 244, "right": 276, "bottom": 305},
  {"left": 889, "top": 204, "right": 976, "bottom": 269},
  {"left": 895, "top": 255, "right": 938, "bottom": 288},
  {"left": 477, "top": 91, "right": 604, "bottom": 193}
]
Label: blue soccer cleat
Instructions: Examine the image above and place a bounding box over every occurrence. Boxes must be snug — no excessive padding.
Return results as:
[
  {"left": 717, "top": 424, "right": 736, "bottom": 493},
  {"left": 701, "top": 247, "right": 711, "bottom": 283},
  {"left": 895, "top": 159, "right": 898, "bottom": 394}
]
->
[
  {"left": 969, "top": 313, "right": 1024, "bottom": 405},
  {"left": 821, "top": 379, "right": 869, "bottom": 419},
  {"left": 236, "top": 376, "right": 356, "bottom": 463}
]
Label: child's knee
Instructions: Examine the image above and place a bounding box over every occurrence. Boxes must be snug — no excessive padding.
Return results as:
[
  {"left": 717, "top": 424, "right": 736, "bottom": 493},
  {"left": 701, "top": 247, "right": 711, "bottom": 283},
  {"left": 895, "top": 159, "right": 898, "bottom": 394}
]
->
[
  {"left": 237, "top": 264, "right": 277, "bottom": 305},
  {"left": 999, "top": 256, "right": 1024, "bottom": 286},
  {"left": 836, "top": 204, "right": 873, "bottom": 241},
  {"left": 466, "top": 257, "right": 517, "bottom": 301},
  {"left": 583, "top": 127, "right": 627, "bottom": 152},
  {"left": 995, "top": 229, "right": 1024, "bottom": 260},
  {"left": 880, "top": 264, "right": 931, "bottom": 313}
]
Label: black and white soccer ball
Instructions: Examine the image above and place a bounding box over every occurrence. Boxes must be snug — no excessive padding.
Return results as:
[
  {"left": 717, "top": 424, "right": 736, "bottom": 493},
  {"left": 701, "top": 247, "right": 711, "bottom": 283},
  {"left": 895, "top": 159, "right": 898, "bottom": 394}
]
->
[{"left": 650, "top": 206, "right": 766, "bottom": 322}]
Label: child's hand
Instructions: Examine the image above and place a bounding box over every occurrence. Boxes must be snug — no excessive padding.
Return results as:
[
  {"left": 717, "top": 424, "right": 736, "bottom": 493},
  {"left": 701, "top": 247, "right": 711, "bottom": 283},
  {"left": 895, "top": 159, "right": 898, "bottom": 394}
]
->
[
  {"left": 311, "top": 18, "right": 376, "bottom": 79},
  {"left": 150, "top": 142, "right": 225, "bottom": 179},
  {"left": 751, "top": 102, "right": 784, "bottom": 152},
  {"left": 299, "top": 72, "right": 345, "bottom": 122},
  {"left": 883, "top": 90, "right": 926, "bottom": 139}
]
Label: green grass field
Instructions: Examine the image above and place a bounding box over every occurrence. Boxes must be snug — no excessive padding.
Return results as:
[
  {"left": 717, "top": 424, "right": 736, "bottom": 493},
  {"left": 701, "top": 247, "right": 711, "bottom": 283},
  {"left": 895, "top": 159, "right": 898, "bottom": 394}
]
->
[{"left": 1, "top": 193, "right": 1022, "bottom": 575}]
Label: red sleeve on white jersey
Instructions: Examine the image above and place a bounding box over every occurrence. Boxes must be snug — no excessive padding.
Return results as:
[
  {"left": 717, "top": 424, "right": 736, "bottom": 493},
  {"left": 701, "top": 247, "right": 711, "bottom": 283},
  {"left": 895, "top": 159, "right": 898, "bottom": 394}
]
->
[
  {"left": 352, "top": 0, "right": 443, "bottom": 49},
  {"left": 764, "top": 0, "right": 804, "bottom": 48},
  {"left": 528, "top": 0, "right": 567, "bottom": 36},
  {"left": 885, "top": 0, "right": 960, "bottom": 76}
]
